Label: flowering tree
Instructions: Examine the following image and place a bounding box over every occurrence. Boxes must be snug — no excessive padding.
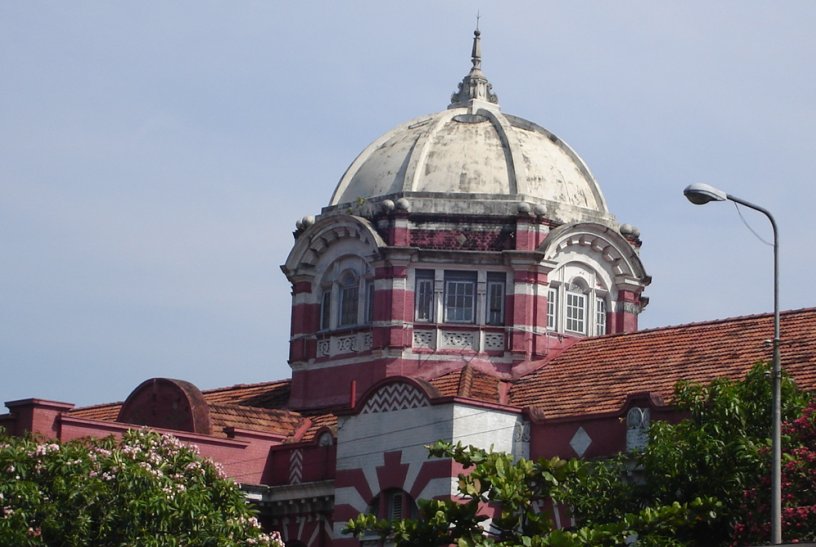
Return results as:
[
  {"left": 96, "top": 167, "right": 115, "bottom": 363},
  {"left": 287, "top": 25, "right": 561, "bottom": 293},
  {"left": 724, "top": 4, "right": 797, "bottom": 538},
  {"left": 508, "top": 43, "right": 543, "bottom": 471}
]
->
[
  {"left": 731, "top": 398, "right": 816, "bottom": 544},
  {"left": 0, "top": 429, "right": 284, "bottom": 546}
]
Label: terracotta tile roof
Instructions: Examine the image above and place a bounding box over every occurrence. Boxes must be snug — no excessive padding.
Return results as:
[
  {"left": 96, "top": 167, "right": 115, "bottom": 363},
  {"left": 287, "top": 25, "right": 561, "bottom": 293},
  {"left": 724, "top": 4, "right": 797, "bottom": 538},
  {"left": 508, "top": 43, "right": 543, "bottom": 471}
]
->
[
  {"left": 207, "top": 405, "right": 303, "bottom": 437},
  {"left": 69, "top": 380, "right": 292, "bottom": 415},
  {"left": 67, "top": 379, "right": 312, "bottom": 440},
  {"left": 428, "top": 370, "right": 461, "bottom": 396},
  {"left": 510, "top": 308, "right": 816, "bottom": 420},
  {"left": 69, "top": 401, "right": 123, "bottom": 421},
  {"left": 200, "top": 380, "right": 291, "bottom": 408},
  {"left": 298, "top": 410, "right": 339, "bottom": 440},
  {"left": 64, "top": 309, "right": 816, "bottom": 436},
  {"left": 430, "top": 365, "right": 503, "bottom": 404}
]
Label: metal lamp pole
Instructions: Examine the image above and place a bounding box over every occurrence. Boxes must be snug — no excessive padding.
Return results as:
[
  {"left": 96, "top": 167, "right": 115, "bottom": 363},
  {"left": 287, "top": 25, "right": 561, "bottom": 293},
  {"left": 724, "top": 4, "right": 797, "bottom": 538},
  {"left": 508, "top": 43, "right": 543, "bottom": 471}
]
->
[{"left": 683, "top": 183, "right": 781, "bottom": 545}]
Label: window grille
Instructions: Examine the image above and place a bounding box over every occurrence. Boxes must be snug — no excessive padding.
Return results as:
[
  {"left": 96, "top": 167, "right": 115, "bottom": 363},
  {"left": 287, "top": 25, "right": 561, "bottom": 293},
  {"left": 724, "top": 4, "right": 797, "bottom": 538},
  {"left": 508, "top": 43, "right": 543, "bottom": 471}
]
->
[{"left": 388, "top": 492, "right": 404, "bottom": 521}]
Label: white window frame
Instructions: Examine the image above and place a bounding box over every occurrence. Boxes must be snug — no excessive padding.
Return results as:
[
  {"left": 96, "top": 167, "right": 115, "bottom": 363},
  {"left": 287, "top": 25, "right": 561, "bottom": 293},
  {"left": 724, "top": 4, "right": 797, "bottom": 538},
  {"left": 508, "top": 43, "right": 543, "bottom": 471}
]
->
[
  {"left": 320, "top": 289, "right": 332, "bottom": 331},
  {"left": 338, "top": 271, "right": 360, "bottom": 327},
  {"left": 565, "top": 290, "right": 587, "bottom": 334},
  {"left": 414, "top": 270, "right": 435, "bottom": 322},
  {"left": 595, "top": 296, "right": 607, "bottom": 336},
  {"left": 547, "top": 287, "right": 558, "bottom": 330},
  {"left": 548, "top": 268, "right": 612, "bottom": 338},
  {"left": 485, "top": 273, "right": 505, "bottom": 325},
  {"left": 366, "top": 280, "right": 375, "bottom": 323},
  {"left": 444, "top": 271, "right": 477, "bottom": 324}
]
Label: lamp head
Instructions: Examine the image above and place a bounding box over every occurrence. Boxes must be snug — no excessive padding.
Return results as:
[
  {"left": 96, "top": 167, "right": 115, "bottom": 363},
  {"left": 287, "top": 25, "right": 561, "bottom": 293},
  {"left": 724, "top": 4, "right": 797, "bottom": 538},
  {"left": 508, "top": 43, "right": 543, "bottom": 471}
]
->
[{"left": 684, "top": 183, "right": 728, "bottom": 205}]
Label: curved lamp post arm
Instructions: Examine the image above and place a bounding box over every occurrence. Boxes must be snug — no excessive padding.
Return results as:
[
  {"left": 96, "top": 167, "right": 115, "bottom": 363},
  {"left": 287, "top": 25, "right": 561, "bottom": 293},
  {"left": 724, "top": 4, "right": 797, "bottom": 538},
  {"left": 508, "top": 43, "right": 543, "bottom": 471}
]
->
[
  {"left": 684, "top": 184, "right": 782, "bottom": 545},
  {"left": 727, "top": 193, "right": 781, "bottom": 545}
]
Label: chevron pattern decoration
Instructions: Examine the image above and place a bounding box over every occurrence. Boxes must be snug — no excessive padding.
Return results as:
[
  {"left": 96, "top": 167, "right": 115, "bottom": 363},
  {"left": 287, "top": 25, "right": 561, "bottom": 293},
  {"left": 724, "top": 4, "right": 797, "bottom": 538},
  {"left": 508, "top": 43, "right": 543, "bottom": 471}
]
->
[
  {"left": 362, "top": 382, "right": 430, "bottom": 414},
  {"left": 289, "top": 448, "right": 303, "bottom": 484}
]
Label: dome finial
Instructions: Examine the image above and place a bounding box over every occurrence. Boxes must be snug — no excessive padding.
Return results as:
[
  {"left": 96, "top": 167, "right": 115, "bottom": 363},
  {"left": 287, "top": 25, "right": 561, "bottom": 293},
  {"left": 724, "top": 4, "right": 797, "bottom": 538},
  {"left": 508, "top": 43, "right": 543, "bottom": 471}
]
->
[
  {"left": 471, "top": 14, "right": 482, "bottom": 71},
  {"left": 449, "top": 20, "right": 499, "bottom": 109}
]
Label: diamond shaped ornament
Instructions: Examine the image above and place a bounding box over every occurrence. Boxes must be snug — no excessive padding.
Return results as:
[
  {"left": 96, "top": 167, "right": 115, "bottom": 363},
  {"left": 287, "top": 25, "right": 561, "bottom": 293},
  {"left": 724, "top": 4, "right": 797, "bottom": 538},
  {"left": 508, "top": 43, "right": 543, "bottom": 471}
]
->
[{"left": 569, "top": 426, "right": 592, "bottom": 457}]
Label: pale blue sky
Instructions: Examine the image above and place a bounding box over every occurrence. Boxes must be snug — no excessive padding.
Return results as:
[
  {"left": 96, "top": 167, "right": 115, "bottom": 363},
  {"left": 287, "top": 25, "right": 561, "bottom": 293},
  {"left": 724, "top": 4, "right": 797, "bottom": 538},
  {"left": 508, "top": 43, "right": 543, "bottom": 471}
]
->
[{"left": 2, "top": 2, "right": 815, "bottom": 407}]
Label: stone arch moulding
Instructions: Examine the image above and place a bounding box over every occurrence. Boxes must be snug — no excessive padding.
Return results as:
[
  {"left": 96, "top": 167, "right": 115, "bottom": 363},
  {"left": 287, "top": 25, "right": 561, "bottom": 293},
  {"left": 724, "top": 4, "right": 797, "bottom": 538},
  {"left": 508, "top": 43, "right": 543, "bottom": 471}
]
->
[
  {"left": 538, "top": 222, "right": 649, "bottom": 285},
  {"left": 282, "top": 215, "right": 387, "bottom": 281},
  {"left": 352, "top": 377, "right": 441, "bottom": 415},
  {"left": 315, "top": 254, "right": 370, "bottom": 289}
]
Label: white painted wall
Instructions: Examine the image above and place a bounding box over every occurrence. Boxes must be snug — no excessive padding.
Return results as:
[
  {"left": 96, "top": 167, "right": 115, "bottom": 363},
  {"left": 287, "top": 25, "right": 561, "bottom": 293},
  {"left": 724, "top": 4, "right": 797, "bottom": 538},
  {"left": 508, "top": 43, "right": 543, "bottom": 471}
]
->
[{"left": 334, "top": 397, "right": 528, "bottom": 537}]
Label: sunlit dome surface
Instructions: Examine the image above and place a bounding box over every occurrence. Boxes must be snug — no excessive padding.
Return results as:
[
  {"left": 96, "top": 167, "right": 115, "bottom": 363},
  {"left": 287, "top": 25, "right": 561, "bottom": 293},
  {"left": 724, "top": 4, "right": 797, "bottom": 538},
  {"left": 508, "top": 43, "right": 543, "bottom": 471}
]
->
[{"left": 329, "top": 29, "right": 609, "bottom": 220}]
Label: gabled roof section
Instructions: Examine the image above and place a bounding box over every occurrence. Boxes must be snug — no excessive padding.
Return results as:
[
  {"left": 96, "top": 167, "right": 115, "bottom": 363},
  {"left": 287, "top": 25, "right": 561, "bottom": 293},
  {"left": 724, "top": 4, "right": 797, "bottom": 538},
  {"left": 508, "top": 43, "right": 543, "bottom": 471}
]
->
[
  {"left": 208, "top": 404, "right": 304, "bottom": 438},
  {"left": 511, "top": 308, "right": 816, "bottom": 420},
  {"left": 430, "top": 365, "right": 506, "bottom": 405}
]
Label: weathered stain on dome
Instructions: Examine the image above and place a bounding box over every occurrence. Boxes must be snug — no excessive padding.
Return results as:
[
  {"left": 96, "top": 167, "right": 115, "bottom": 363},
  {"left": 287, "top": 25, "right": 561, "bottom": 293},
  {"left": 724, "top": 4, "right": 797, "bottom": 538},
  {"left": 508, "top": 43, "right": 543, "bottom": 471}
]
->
[{"left": 327, "top": 29, "right": 613, "bottom": 227}]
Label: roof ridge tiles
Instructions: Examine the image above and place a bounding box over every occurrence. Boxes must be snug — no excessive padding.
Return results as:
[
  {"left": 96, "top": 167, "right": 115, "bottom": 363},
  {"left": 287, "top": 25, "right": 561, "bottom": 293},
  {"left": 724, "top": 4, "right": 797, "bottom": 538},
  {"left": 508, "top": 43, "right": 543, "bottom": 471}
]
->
[
  {"left": 201, "top": 378, "right": 290, "bottom": 394},
  {"left": 69, "top": 400, "right": 124, "bottom": 413},
  {"left": 207, "top": 403, "right": 301, "bottom": 415},
  {"left": 576, "top": 307, "right": 816, "bottom": 344}
]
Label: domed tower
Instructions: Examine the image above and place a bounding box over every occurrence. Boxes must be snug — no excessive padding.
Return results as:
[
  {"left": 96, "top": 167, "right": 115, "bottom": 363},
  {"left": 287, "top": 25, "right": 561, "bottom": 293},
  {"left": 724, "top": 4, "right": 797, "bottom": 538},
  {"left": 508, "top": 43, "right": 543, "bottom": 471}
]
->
[{"left": 283, "top": 29, "right": 649, "bottom": 410}]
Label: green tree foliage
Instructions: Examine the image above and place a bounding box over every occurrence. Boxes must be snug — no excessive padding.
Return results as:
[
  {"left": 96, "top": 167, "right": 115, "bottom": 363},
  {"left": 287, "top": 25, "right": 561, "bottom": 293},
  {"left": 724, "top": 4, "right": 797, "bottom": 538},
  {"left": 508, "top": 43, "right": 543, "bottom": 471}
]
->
[
  {"left": 0, "top": 429, "right": 284, "bottom": 546},
  {"left": 345, "top": 442, "right": 719, "bottom": 546},
  {"left": 345, "top": 363, "right": 812, "bottom": 546},
  {"left": 629, "top": 363, "right": 809, "bottom": 545}
]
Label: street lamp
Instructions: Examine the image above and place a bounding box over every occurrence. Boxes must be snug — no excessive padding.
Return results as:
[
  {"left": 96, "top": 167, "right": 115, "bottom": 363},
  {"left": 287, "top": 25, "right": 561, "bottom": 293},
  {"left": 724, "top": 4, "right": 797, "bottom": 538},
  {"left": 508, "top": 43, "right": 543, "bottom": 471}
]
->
[{"left": 683, "top": 183, "right": 782, "bottom": 545}]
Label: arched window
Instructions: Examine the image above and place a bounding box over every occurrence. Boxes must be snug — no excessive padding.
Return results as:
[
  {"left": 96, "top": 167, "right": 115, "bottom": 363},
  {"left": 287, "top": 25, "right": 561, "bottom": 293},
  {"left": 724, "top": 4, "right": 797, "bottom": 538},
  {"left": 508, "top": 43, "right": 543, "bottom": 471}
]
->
[
  {"left": 316, "top": 259, "right": 374, "bottom": 332},
  {"left": 368, "top": 489, "right": 418, "bottom": 522},
  {"left": 626, "top": 407, "right": 650, "bottom": 452},
  {"left": 338, "top": 271, "right": 359, "bottom": 327},
  {"left": 547, "top": 265, "right": 610, "bottom": 337},
  {"left": 317, "top": 431, "right": 334, "bottom": 447}
]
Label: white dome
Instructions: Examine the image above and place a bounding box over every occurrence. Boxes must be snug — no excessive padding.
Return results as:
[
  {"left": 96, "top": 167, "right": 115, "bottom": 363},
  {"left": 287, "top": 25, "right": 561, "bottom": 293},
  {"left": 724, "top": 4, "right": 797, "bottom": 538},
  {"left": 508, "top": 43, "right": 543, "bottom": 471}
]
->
[
  {"left": 327, "top": 29, "right": 612, "bottom": 225},
  {"left": 330, "top": 105, "right": 608, "bottom": 215}
]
